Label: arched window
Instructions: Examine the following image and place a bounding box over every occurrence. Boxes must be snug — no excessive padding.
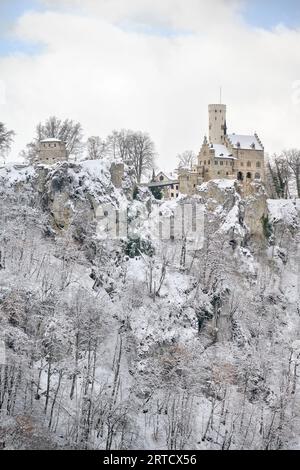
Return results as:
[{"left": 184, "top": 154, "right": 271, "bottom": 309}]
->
[
  {"left": 255, "top": 172, "right": 261, "bottom": 179},
  {"left": 247, "top": 161, "right": 251, "bottom": 167},
  {"left": 246, "top": 172, "right": 252, "bottom": 179},
  {"left": 159, "top": 175, "right": 164, "bottom": 181},
  {"left": 256, "top": 161, "right": 261, "bottom": 168},
  {"left": 237, "top": 171, "right": 243, "bottom": 181}
]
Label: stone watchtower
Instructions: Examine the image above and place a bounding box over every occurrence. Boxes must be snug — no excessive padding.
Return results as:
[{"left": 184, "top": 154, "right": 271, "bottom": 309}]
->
[
  {"left": 208, "top": 104, "right": 227, "bottom": 144},
  {"left": 38, "top": 138, "right": 68, "bottom": 164}
]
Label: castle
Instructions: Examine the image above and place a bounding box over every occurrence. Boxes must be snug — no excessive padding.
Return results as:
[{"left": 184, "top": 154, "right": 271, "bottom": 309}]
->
[
  {"left": 38, "top": 138, "right": 67, "bottom": 164},
  {"left": 178, "top": 104, "right": 265, "bottom": 195}
]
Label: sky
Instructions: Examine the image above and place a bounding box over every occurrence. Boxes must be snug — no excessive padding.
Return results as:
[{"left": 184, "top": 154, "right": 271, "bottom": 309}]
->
[{"left": 0, "top": 0, "right": 300, "bottom": 169}]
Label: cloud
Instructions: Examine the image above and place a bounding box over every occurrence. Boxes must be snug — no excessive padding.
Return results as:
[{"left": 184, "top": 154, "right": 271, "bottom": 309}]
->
[{"left": 0, "top": 0, "right": 300, "bottom": 168}]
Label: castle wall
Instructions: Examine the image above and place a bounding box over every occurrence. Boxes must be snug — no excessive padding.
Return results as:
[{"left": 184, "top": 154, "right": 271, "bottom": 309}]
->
[{"left": 38, "top": 141, "right": 67, "bottom": 164}]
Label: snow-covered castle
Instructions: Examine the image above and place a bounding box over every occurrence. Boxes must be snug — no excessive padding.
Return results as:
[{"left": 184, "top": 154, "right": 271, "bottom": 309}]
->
[{"left": 178, "top": 104, "right": 265, "bottom": 195}]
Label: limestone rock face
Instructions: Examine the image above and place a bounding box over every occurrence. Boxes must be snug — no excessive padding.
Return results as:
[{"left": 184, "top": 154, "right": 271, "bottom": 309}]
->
[
  {"left": 198, "top": 179, "right": 238, "bottom": 213},
  {"left": 243, "top": 184, "right": 268, "bottom": 243},
  {"left": 196, "top": 179, "right": 270, "bottom": 249}
]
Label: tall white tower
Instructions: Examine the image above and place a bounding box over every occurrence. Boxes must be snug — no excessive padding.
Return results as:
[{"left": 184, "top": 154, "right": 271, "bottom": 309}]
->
[{"left": 208, "top": 104, "right": 227, "bottom": 144}]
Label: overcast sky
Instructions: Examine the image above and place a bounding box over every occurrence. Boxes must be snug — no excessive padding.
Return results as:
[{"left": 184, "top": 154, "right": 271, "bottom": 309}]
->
[{"left": 1, "top": 0, "right": 300, "bottom": 169}]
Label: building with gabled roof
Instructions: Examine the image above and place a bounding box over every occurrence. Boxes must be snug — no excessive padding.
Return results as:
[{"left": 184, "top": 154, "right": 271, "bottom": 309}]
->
[{"left": 178, "top": 104, "right": 265, "bottom": 195}]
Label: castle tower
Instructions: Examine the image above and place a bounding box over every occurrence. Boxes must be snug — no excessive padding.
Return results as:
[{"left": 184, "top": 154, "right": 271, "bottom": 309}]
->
[
  {"left": 208, "top": 104, "right": 227, "bottom": 144},
  {"left": 38, "top": 138, "right": 67, "bottom": 164}
]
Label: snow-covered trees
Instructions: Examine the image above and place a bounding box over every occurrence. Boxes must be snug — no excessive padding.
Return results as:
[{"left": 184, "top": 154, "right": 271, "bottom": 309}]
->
[
  {"left": 267, "top": 149, "right": 300, "bottom": 198},
  {"left": 1, "top": 163, "right": 300, "bottom": 450},
  {"left": 0, "top": 122, "right": 15, "bottom": 160}
]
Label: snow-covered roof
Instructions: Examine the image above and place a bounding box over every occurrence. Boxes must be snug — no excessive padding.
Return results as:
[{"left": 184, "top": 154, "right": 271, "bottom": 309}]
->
[
  {"left": 156, "top": 171, "right": 178, "bottom": 181},
  {"left": 212, "top": 144, "right": 236, "bottom": 160},
  {"left": 40, "top": 138, "right": 62, "bottom": 143},
  {"left": 228, "top": 134, "right": 263, "bottom": 151}
]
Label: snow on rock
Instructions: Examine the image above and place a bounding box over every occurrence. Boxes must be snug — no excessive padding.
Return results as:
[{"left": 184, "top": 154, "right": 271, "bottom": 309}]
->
[
  {"left": 267, "top": 199, "right": 299, "bottom": 226},
  {"left": 199, "top": 178, "right": 236, "bottom": 192},
  {"left": 0, "top": 164, "right": 35, "bottom": 187}
]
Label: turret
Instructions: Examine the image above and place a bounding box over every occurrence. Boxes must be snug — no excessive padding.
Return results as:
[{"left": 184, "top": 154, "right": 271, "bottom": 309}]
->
[{"left": 208, "top": 104, "right": 227, "bottom": 144}]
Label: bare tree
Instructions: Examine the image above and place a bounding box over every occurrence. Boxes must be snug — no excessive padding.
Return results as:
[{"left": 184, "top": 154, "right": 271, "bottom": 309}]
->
[
  {"left": 87, "top": 136, "right": 108, "bottom": 160},
  {"left": 177, "top": 150, "right": 196, "bottom": 170},
  {"left": 0, "top": 122, "right": 15, "bottom": 160},
  {"left": 128, "top": 131, "right": 156, "bottom": 183},
  {"left": 266, "top": 154, "right": 291, "bottom": 199},
  {"left": 106, "top": 129, "right": 133, "bottom": 162},
  {"left": 106, "top": 129, "right": 155, "bottom": 182},
  {"left": 21, "top": 116, "right": 83, "bottom": 162},
  {"left": 284, "top": 149, "right": 300, "bottom": 197}
]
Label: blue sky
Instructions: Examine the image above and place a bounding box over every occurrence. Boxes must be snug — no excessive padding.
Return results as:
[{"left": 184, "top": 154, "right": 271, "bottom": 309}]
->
[
  {"left": 0, "top": 0, "right": 44, "bottom": 55},
  {"left": 0, "top": 0, "right": 300, "bottom": 55},
  {"left": 243, "top": 0, "right": 300, "bottom": 29}
]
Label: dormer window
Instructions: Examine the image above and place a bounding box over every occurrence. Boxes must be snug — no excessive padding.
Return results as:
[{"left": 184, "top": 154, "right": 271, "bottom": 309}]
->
[
  {"left": 251, "top": 143, "right": 255, "bottom": 149},
  {"left": 237, "top": 142, "right": 240, "bottom": 148}
]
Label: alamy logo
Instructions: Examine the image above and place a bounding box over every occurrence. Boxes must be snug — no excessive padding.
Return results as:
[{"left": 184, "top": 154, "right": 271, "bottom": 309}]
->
[
  {"left": 0, "top": 338, "right": 5, "bottom": 365},
  {"left": 96, "top": 202, "right": 205, "bottom": 250}
]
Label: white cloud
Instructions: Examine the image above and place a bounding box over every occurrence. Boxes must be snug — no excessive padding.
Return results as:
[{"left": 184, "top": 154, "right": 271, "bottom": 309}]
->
[{"left": 1, "top": 0, "right": 300, "bottom": 169}]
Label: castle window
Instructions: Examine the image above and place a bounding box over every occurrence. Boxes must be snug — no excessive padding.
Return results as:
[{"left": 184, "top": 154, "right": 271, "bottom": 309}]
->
[
  {"left": 159, "top": 175, "right": 164, "bottom": 181},
  {"left": 208, "top": 160, "right": 210, "bottom": 165},
  {"left": 240, "top": 162, "right": 244, "bottom": 167},
  {"left": 255, "top": 172, "right": 261, "bottom": 179},
  {"left": 220, "top": 161, "right": 224, "bottom": 166},
  {"left": 256, "top": 161, "right": 261, "bottom": 168},
  {"left": 199, "top": 161, "right": 202, "bottom": 165},
  {"left": 217, "top": 171, "right": 220, "bottom": 175},
  {"left": 171, "top": 184, "right": 174, "bottom": 189},
  {"left": 225, "top": 161, "right": 228, "bottom": 165},
  {"left": 246, "top": 172, "right": 252, "bottom": 179},
  {"left": 226, "top": 172, "right": 229, "bottom": 176},
  {"left": 204, "top": 160, "right": 206, "bottom": 165},
  {"left": 247, "top": 161, "right": 251, "bottom": 167},
  {"left": 215, "top": 161, "right": 218, "bottom": 165}
]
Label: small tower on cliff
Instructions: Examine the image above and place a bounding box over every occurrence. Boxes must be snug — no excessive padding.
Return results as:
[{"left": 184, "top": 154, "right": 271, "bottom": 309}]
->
[{"left": 38, "top": 138, "right": 68, "bottom": 164}]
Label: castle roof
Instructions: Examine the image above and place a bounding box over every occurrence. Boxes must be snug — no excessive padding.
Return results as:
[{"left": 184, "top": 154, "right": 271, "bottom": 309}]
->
[
  {"left": 212, "top": 144, "right": 236, "bottom": 160},
  {"left": 227, "top": 134, "right": 263, "bottom": 151},
  {"left": 40, "top": 138, "right": 62, "bottom": 143}
]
